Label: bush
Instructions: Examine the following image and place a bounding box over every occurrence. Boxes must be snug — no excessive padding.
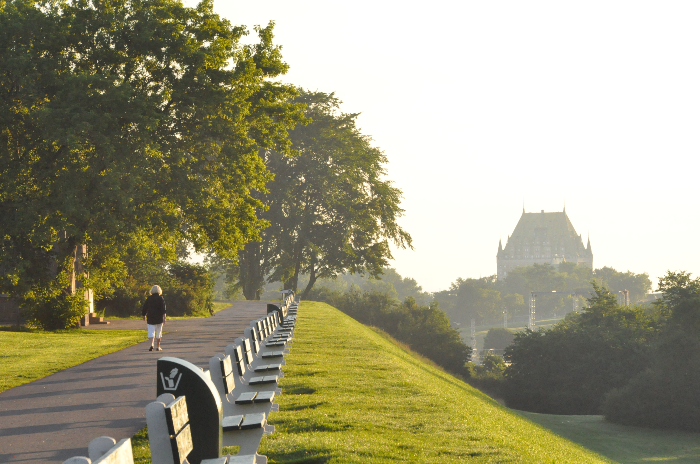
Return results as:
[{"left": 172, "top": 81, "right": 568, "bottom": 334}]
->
[
  {"left": 165, "top": 262, "right": 214, "bottom": 316},
  {"left": 21, "top": 257, "right": 89, "bottom": 330},
  {"left": 23, "top": 292, "right": 88, "bottom": 330},
  {"left": 467, "top": 353, "right": 507, "bottom": 396},
  {"left": 97, "top": 261, "right": 214, "bottom": 317},
  {"left": 483, "top": 328, "right": 515, "bottom": 351}
]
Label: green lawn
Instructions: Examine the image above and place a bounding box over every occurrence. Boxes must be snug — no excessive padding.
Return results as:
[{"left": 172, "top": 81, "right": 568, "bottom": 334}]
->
[
  {"left": 0, "top": 328, "right": 146, "bottom": 392},
  {"left": 258, "top": 301, "right": 611, "bottom": 463},
  {"left": 520, "top": 412, "right": 700, "bottom": 464}
]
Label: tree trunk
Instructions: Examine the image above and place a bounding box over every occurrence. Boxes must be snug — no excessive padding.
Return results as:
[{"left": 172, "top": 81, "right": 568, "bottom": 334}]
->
[
  {"left": 301, "top": 262, "right": 317, "bottom": 300},
  {"left": 239, "top": 242, "right": 264, "bottom": 300},
  {"left": 286, "top": 237, "right": 303, "bottom": 292}
]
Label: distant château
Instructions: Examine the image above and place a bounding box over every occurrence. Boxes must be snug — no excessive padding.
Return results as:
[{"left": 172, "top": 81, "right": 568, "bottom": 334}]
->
[{"left": 497, "top": 208, "right": 592, "bottom": 280}]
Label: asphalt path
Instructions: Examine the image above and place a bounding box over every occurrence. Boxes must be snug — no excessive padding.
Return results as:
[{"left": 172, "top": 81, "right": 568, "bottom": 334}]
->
[{"left": 0, "top": 301, "right": 269, "bottom": 463}]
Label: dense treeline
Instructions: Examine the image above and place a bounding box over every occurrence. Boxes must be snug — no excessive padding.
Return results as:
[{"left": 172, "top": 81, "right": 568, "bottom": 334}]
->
[
  {"left": 310, "top": 287, "right": 471, "bottom": 375},
  {"left": 496, "top": 271, "right": 700, "bottom": 431},
  {"left": 434, "top": 263, "right": 651, "bottom": 326},
  {"left": 502, "top": 284, "right": 655, "bottom": 414},
  {"left": 603, "top": 272, "right": 700, "bottom": 431}
]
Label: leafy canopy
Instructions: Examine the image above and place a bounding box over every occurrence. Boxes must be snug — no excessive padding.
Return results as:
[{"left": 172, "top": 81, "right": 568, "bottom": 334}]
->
[
  {"left": 230, "top": 90, "right": 411, "bottom": 299},
  {"left": 0, "top": 0, "right": 304, "bottom": 326}
]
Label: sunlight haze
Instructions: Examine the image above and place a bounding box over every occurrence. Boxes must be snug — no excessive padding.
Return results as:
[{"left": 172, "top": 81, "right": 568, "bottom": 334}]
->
[{"left": 195, "top": 0, "right": 700, "bottom": 292}]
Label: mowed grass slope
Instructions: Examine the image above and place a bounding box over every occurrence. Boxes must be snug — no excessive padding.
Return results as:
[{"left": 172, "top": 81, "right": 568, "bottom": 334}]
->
[
  {"left": 260, "top": 302, "right": 611, "bottom": 463},
  {"left": 0, "top": 328, "right": 145, "bottom": 392}
]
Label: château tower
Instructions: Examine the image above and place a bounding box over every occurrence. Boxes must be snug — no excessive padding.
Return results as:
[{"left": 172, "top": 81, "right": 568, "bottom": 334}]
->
[{"left": 497, "top": 207, "right": 592, "bottom": 280}]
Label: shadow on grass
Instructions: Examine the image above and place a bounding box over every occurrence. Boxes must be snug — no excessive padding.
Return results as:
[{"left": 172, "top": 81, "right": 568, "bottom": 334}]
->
[{"left": 519, "top": 412, "right": 700, "bottom": 464}]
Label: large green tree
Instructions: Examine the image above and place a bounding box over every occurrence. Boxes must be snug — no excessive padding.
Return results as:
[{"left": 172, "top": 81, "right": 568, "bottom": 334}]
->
[
  {"left": 0, "top": 0, "right": 303, "bottom": 327},
  {"left": 233, "top": 90, "right": 411, "bottom": 300}
]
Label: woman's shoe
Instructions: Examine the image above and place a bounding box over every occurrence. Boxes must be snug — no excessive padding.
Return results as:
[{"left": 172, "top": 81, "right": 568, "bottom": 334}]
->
[
  {"left": 157, "top": 347, "right": 163, "bottom": 351},
  {"left": 149, "top": 346, "right": 154, "bottom": 351}
]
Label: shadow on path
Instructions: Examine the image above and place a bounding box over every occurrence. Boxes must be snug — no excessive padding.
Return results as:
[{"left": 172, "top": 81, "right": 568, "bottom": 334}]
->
[{"left": 0, "top": 301, "right": 268, "bottom": 463}]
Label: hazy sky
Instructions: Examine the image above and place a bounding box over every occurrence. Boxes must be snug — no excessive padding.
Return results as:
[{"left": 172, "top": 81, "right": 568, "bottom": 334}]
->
[{"left": 191, "top": 1, "right": 700, "bottom": 292}]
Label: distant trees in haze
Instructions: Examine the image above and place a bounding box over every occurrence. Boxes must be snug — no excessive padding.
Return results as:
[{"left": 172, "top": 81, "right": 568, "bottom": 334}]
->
[
  {"left": 491, "top": 270, "right": 700, "bottom": 432},
  {"left": 434, "top": 263, "right": 652, "bottom": 326}
]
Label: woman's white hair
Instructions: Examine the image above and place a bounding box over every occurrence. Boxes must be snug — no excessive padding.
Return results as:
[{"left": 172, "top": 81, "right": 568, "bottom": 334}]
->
[{"left": 150, "top": 285, "right": 162, "bottom": 295}]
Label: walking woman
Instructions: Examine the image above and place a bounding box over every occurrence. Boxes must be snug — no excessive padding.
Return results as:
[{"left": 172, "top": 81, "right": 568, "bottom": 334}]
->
[{"left": 142, "top": 285, "right": 167, "bottom": 351}]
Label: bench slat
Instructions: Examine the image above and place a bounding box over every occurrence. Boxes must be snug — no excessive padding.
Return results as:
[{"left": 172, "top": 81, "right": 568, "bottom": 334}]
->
[
  {"left": 235, "top": 392, "right": 257, "bottom": 404},
  {"left": 222, "top": 415, "right": 243, "bottom": 431},
  {"left": 240, "top": 413, "right": 265, "bottom": 430},
  {"left": 253, "top": 391, "right": 275, "bottom": 403}
]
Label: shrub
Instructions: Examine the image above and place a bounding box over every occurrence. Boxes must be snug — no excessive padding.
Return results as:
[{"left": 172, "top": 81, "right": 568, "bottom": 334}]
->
[
  {"left": 164, "top": 262, "right": 214, "bottom": 316},
  {"left": 21, "top": 257, "right": 89, "bottom": 330},
  {"left": 97, "top": 261, "right": 214, "bottom": 317},
  {"left": 467, "top": 353, "right": 507, "bottom": 396},
  {"left": 483, "top": 327, "right": 515, "bottom": 351}
]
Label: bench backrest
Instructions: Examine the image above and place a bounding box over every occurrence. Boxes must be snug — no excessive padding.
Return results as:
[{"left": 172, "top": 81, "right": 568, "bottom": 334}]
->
[
  {"left": 165, "top": 396, "right": 194, "bottom": 464},
  {"left": 242, "top": 338, "right": 254, "bottom": 365},
  {"left": 219, "top": 355, "right": 235, "bottom": 395},
  {"left": 231, "top": 344, "right": 246, "bottom": 376},
  {"left": 244, "top": 327, "right": 260, "bottom": 354},
  {"left": 155, "top": 358, "right": 223, "bottom": 464},
  {"left": 252, "top": 320, "right": 264, "bottom": 339}
]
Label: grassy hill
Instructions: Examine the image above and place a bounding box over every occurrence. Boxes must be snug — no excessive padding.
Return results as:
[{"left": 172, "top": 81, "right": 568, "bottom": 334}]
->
[{"left": 260, "top": 301, "right": 611, "bottom": 463}]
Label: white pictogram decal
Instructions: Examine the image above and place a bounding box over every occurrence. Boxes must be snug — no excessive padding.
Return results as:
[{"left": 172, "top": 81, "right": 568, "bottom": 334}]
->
[{"left": 160, "top": 368, "right": 182, "bottom": 391}]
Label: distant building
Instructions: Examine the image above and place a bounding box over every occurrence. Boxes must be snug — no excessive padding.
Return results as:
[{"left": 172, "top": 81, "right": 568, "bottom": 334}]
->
[{"left": 497, "top": 208, "right": 593, "bottom": 280}]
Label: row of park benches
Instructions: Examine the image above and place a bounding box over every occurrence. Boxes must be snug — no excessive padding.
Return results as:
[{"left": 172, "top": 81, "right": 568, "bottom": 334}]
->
[{"left": 63, "top": 295, "right": 299, "bottom": 464}]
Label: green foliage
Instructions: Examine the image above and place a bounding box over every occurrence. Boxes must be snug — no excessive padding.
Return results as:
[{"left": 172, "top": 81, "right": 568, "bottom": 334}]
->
[
  {"left": 502, "top": 283, "right": 656, "bottom": 414},
  {"left": 19, "top": 254, "right": 89, "bottom": 330},
  {"left": 435, "top": 263, "right": 652, "bottom": 325},
  {"left": 0, "top": 0, "right": 304, "bottom": 317},
  {"left": 98, "top": 260, "right": 214, "bottom": 317},
  {"left": 309, "top": 289, "right": 471, "bottom": 375},
  {"left": 230, "top": 90, "right": 411, "bottom": 300},
  {"left": 165, "top": 262, "right": 214, "bottom": 316},
  {"left": 483, "top": 327, "right": 515, "bottom": 351},
  {"left": 467, "top": 353, "right": 507, "bottom": 395},
  {"left": 299, "top": 267, "right": 432, "bottom": 305},
  {"left": 603, "top": 271, "right": 700, "bottom": 431}
]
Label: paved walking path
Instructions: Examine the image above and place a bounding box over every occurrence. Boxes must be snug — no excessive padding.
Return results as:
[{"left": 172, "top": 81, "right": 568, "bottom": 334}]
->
[{"left": 0, "top": 301, "right": 269, "bottom": 464}]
